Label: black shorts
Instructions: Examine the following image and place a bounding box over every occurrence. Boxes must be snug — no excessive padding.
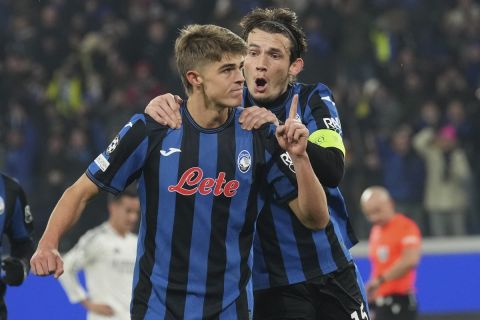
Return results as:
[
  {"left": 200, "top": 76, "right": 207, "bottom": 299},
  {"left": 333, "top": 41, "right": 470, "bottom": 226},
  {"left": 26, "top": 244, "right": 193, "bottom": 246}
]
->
[
  {"left": 370, "top": 294, "right": 417, "bottom": 320},
  {"left": 253, "top": 263, "right": 369, "bottom": 320}
]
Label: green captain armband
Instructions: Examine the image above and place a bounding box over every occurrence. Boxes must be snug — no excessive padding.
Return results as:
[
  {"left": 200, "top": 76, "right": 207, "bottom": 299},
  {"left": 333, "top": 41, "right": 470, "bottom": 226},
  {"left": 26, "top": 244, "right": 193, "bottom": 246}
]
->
[{"left": 308, "top": 129, "right": 346, "bottom": 156}]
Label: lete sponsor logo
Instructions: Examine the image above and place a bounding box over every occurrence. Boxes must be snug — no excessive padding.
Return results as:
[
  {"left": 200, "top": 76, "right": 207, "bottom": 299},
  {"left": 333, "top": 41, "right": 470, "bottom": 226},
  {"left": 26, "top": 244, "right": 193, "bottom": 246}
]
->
[{"left": 168, "top": 167, "right": 239, "bottom": 197}]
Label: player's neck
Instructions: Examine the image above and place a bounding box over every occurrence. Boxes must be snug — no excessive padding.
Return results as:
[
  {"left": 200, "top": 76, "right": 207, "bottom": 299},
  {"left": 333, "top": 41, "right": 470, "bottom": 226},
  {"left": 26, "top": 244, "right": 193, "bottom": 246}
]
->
[
  {"left": 108, "top": 220, "right": 128, "bottom": 237},
  {"left": 379, "top": 213, "right": 396, "bottom": 226},
  {"left": 186, "top": 94, "right": 231, "bottom": 129}
]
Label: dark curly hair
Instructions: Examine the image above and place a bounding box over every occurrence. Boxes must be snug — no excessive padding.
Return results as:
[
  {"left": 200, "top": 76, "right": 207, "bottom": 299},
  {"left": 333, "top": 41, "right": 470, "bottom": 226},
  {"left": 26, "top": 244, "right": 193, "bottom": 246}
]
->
[{"left": 239, "top": 8, "right": 307, "bottom": 63}]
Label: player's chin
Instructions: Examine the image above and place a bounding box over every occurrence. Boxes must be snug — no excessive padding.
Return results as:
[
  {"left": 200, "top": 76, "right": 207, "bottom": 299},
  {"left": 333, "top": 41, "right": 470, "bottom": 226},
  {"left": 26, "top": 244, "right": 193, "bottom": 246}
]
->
[
  {"left": 224, "top": 93, "right": 243, "bottom": 107},
  {"left": 250, "top": 91, "right": 273, "bottom": 104}
]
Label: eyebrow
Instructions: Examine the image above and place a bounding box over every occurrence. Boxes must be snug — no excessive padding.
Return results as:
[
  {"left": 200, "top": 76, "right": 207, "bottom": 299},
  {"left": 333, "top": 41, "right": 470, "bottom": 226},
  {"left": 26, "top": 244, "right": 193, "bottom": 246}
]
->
[
  {"left": 248, "top": 43, "right": 285, "bottom": 54},
  {"left": 219, "top": 61, "right": 244, "bottom": 71},
  {"left": 219, "top": 63, "right": 236, "bottom": 70},
  {"left": 268, "top": 48, "right": 283, "bottom": 55}
]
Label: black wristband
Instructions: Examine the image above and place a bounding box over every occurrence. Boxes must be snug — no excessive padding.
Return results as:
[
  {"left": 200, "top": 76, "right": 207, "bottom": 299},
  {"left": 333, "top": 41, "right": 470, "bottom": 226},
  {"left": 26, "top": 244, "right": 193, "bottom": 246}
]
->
[{"left": 2, "top": 257, "right": 27, "bottom": 286}]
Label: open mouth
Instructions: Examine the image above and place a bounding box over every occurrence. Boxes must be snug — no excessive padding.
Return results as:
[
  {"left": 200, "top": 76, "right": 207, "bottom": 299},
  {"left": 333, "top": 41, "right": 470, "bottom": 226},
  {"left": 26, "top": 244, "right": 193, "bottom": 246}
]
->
[{"left": 254, "top": 78, "right": 268, "bottom": 92}]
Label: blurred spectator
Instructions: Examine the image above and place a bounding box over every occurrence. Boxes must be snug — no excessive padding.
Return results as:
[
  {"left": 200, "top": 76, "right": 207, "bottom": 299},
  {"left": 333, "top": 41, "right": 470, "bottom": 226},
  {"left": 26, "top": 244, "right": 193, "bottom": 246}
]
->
[
  {"left": 40, "top": 133, "right": 69, "bottom": 206},
  {"left": 4, "top": 102, "right": 37, "bottom": 192},
  {"left": 376, "top": 124, "right": 426, "bottom": 230},
  {"left": 415, "top": 100, "right": 442, "bottom": 131},
  {"left": 65, "top": 127, "right": 93, "bottom": 178},
  {"left": 46, "top": 59, "right": 84, "bottom": 118},
  {"left": 413, "top": 125, "right": 472, "bottom": 236},
  {"left": 445, "top": 99, "right": 475, "bottom": 161},
  {"left": 124, "top": 61, "right": 165, "bottom": 110}
]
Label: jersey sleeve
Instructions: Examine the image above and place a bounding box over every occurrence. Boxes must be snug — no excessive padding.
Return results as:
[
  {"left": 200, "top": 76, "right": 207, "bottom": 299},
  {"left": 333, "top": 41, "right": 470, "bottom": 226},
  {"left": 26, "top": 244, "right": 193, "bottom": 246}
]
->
[
  {"left": 4, "top": 180, "right": 34, "bottom": 245},
  {"left": 302, "top": 84, "right": 346, "bottom": 156},
  {"left": 400, "top": 220, "right": 422, "bottom": 250},
  {"left": 87, "top": 114, "right": 149, "bottom": 194},
  {"left": 59, "top": 230, "right": 99, "bottom": 303},
  {"left": 259, "top": 124, "right": 298, "bottom": 204}
]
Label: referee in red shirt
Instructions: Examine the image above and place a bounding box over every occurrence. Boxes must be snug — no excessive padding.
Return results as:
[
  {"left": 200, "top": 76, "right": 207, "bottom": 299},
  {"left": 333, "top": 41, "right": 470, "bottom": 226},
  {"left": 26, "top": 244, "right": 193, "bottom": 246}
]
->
[{"left": 361, "top": 186, "right": 422, "bottom": 320}]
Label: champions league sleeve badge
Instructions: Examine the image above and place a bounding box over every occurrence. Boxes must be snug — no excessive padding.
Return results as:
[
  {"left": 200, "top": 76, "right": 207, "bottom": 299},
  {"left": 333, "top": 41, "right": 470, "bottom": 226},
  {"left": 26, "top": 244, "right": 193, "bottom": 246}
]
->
[{"left": 107, "top": 135, "right": 120, "bottom": 154}]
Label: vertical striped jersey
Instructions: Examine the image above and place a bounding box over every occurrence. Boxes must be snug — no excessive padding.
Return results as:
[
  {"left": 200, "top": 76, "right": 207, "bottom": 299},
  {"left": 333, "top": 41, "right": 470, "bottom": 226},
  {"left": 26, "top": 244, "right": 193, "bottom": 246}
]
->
[
  {"left": 0, "top": 173, "right": 34, "bottom": 257},
  {"left": 242, "top": 83, "right": 358, "bottom": 290},
  {"left": 86, "top": 107, "right": 297, "bottom": 319}
]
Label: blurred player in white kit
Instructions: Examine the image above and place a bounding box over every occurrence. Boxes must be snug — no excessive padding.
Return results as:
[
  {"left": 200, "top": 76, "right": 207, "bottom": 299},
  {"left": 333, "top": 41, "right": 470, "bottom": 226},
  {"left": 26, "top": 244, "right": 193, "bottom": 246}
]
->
[{"left": 59, "top": 189, "right": 139, "bottom": 320}]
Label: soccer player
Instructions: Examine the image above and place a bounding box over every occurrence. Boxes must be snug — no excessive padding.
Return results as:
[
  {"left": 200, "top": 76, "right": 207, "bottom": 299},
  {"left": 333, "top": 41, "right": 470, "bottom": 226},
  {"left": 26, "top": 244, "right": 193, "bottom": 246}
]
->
[
  {"left": 361, "top": 186, "right": 421, "bottom": 320},
  {"left": 145, "top": 8, "right": 368, "bottom": 319},
  {"left": 0, "top": 172, "right": 35, "bottom": 319},
  {"left": 30, "top": 24, "right": 329, "bottom": 319},
  {"left": 59, "top": 189, "right": 139, "bottom": 320}
]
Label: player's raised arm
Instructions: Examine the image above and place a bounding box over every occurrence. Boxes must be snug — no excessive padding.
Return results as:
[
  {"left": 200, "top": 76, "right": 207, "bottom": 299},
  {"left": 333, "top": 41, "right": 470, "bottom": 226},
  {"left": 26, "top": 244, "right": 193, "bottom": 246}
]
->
[
  {"left": 300, "top": 86, "right": 347, "bottom": 188},
  {"left": 276, "top": 95, "right": 329, "bottom": 230},
  {"left": 30, "top": 174, "right": 99, "bottom": 278}
]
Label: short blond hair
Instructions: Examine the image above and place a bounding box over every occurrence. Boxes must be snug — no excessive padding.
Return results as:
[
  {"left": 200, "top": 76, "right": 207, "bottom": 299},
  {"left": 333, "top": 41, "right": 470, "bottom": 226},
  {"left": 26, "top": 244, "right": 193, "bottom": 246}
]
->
[{"left": 175, "top": 24, "right": 247, "bottom": 94}]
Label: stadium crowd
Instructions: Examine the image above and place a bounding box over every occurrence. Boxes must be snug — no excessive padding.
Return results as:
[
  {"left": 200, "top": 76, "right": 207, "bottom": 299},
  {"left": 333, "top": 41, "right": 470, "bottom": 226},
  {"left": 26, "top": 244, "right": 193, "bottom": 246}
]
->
[{"left": 1, "top": 0, "right": 479, "bottom": 245}]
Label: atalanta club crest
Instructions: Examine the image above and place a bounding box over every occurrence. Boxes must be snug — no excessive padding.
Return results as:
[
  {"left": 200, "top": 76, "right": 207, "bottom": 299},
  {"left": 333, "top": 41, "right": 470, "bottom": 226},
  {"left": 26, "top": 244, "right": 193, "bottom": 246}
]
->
[
  {"left": 237, "top": 150, "right": 251, "bottom": 173},
  {"left": 107, "top": 135, "right": 120, "bottom": 154}
]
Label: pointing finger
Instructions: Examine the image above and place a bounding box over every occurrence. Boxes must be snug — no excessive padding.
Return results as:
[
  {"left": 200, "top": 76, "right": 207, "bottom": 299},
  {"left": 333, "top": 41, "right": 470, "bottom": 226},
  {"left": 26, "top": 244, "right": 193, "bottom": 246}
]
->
[{"left": 288, "top": 94, "right": 298, "bottom": 120}]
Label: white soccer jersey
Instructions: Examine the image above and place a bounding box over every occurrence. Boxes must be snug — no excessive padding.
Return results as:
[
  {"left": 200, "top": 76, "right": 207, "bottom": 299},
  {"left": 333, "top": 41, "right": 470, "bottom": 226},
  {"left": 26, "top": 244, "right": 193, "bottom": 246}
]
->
[{"left": 59, "top": 222, "right": 137, "bottom": 320}]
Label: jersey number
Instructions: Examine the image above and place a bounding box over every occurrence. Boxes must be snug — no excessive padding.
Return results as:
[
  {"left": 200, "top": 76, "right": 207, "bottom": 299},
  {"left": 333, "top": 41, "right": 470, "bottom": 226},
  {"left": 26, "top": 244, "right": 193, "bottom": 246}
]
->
[{"left": 350, "top": 303, "right": 368, "bottom": 320}]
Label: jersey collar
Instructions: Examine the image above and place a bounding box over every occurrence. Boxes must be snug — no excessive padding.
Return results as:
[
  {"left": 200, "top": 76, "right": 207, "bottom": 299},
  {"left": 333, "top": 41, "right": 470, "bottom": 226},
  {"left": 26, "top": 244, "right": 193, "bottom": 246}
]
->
[{"left": 182, "top": 101, "right": 236, "bottom": 134}]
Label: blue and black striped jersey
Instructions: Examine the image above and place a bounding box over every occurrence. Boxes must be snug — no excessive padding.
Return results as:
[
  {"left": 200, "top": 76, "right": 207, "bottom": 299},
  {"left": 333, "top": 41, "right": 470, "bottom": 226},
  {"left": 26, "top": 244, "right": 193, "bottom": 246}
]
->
[
  {"left": 86, "top": 106, "right": 298, "bottom": 319},
  {"left": 0, "top": 173, "right": 34, "bottom": 258},
  {"left": 242, "top": 83, "right": 358, "bottom": 290}
]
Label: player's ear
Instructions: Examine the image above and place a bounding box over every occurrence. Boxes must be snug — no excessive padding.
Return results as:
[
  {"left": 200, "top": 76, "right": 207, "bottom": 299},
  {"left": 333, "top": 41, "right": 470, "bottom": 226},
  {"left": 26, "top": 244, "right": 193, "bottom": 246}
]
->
[
  {"left": 186, "top": 70, "right": 202, "bottom": 88},
  {"left": 289, "top": 58, "right": 304, "bottom": 77}
]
